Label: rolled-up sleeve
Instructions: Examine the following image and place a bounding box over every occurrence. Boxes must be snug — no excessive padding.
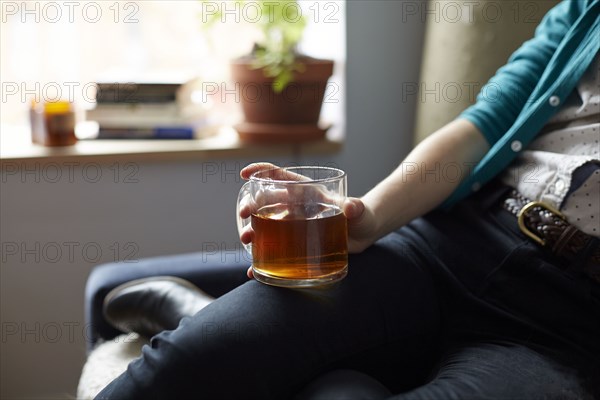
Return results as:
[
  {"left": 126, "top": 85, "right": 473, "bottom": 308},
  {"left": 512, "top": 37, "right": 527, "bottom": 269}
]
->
[{"left": 459, "top": 0, "right": 584, "bottom": 146}]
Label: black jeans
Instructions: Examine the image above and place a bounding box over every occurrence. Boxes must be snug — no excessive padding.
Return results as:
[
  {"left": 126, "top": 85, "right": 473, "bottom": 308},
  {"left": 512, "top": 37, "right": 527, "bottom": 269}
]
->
[{"left": 96, "top": 182, "right": 600, "bottom": 399}]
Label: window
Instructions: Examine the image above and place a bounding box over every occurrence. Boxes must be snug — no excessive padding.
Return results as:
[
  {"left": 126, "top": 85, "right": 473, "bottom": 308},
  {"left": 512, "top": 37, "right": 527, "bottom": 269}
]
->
[{"left": 1, "top": 1, "right": 345, "bottom": 140}]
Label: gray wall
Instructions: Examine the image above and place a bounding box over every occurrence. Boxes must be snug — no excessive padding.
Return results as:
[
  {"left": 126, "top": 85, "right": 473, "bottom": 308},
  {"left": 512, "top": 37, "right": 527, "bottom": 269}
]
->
[{"left": 0, "top": 2, "right": 425, "bottom": 398}]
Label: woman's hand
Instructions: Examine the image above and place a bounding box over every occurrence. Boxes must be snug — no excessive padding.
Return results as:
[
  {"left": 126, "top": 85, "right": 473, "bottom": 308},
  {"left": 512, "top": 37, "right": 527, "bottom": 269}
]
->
[
  {"left": 343, "top": 197, "right": 379, "bottom": 254},
  {"left": 239, "top": 163, "right": 380, "bottom": 279}
]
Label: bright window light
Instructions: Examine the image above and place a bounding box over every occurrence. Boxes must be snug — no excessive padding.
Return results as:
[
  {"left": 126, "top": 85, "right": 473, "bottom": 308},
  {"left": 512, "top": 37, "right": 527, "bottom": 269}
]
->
[{"left": 1, "top": 1, "right": 345, "bottom": 139}]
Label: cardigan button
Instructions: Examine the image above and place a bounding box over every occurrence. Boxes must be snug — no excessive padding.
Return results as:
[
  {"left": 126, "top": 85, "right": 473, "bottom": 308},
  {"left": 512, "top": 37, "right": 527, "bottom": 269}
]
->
[
  {"left": 510, "top": 140, "right": 523, "bottom": 152},
  {"left": 471, "top": 182, "right": 482, "bottom": 192},
  {"left": 549, "top": 95, "right": 561, "bottom": 107}
]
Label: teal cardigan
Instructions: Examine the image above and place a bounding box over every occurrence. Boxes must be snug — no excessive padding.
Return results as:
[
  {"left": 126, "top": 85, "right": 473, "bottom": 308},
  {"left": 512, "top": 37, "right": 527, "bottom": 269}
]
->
[{"left": 443, "top": 0, "right": 600, "bottom": 208}]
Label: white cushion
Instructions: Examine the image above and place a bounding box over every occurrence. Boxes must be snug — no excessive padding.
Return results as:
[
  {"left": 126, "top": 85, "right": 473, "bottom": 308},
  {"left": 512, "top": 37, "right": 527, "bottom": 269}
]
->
[{"left": 77, "top": 333, "right": 148, "bottom": 399}]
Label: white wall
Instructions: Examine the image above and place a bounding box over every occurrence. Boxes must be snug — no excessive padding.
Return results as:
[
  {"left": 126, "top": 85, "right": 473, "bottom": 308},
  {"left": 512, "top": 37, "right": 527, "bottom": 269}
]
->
[{"left": 0, "top": 2, "right": 425, "bottom": 397}]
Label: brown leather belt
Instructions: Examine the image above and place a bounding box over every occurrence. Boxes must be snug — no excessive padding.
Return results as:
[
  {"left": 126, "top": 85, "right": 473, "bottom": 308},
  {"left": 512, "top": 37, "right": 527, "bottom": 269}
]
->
[{"left": 502, "top": 189, "right": 600, "bottom": 283}]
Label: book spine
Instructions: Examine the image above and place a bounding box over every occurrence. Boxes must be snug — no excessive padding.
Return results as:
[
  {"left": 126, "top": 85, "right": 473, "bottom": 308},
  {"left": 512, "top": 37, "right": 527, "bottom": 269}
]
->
[
  {"left": 96, "top": 127, "right": 194, "bottom": 139},
  {"left": 95, "top": 83, "right": 181, "bottom": 103}
]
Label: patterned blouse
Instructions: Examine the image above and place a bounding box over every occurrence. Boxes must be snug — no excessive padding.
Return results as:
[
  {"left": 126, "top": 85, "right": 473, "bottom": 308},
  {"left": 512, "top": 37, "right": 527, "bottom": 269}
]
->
[{"left": 502, "top": 53, "right": 599, "bottom": 236}]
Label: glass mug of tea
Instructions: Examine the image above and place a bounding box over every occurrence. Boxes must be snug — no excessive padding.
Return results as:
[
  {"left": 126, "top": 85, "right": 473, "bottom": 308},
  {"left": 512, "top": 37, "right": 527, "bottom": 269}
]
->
[{"left": 237, "top": 166, "right": 348, "bottom": 288}]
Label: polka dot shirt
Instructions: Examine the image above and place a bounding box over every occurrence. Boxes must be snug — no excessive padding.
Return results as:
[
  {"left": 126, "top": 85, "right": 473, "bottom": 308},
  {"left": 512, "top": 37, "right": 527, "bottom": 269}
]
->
[{"left": 502, "top": 52, "right": 599, "bottom": 237}]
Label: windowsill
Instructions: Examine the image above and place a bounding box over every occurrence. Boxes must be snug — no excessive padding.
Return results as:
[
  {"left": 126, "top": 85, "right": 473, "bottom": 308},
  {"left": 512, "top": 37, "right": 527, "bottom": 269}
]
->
[{"left": 0, "top": 125, "right": 343, "bottom": 164}]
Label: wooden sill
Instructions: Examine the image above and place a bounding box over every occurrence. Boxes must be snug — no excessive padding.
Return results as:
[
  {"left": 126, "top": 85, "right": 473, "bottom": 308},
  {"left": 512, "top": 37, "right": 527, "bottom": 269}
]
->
[{"left": 0, "top": 126, "right": 343, "bottom": 164}]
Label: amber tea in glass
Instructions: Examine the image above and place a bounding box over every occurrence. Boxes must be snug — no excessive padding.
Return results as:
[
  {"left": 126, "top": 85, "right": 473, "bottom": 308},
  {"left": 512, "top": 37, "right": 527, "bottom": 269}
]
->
[{"left": 237, "top": 166, "right": 348, "bottom": 288}]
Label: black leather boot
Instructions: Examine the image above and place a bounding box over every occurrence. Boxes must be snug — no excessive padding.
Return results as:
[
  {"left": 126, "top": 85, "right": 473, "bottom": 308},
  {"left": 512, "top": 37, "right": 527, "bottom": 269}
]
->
[{"left": 102, "top": 276, "right": 214, "bottom": 338}]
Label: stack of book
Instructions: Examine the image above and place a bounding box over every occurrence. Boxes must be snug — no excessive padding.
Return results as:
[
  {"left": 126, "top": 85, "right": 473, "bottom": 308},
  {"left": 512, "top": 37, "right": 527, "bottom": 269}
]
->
[{"left": 86, "top": 82, "right": 198, "bottom": 139}]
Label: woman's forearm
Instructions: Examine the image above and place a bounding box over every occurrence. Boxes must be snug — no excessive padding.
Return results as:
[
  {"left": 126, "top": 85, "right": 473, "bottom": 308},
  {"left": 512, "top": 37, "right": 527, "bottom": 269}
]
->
[{"left": 362, "top": 119, "right": 490, "bottom": 240}]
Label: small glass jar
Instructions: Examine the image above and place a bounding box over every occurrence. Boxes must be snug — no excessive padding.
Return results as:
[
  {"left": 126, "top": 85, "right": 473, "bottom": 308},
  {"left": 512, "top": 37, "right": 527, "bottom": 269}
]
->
[{"left": 30, "top": 101, "right": 78, "bottom": 146}]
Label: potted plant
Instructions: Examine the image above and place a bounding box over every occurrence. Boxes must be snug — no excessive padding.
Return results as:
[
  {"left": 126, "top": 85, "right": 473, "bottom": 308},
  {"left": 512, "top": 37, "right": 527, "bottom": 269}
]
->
[{"left": 201, "top": 0, "right": 334, "bottom": 143}]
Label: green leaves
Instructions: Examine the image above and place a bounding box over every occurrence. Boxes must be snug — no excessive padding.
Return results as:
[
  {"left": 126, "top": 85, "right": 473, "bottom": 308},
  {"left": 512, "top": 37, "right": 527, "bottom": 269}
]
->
[{"left": 198, "top": 0, "right": 307, "bottom": 92}]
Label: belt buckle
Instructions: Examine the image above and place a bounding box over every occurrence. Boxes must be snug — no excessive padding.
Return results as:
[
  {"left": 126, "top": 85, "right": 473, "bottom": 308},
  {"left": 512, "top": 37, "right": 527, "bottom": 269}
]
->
[{"left": 517, "top": 201, "right": 566, "bottom": 246}]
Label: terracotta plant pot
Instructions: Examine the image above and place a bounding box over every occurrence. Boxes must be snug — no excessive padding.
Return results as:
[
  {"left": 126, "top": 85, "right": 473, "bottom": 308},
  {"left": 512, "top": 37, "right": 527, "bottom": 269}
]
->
[{"left": 231, "top": 57, "right": 334, "bottom": 143}]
